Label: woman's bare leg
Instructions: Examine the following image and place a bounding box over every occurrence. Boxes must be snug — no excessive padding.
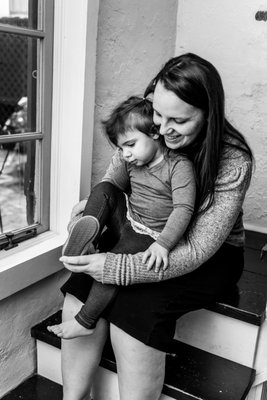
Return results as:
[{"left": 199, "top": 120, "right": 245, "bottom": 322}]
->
[
  {"left": 110, "top": 323, "right": 166, "bottom": 400},
  {"left": 61, "top": 293, "right": 108, "bottom": 400}
]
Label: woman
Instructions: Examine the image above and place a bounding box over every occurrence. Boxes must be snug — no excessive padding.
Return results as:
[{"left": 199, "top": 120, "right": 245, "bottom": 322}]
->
[{"left": 59, "top": 53, "right": 253, "bottom": 400}]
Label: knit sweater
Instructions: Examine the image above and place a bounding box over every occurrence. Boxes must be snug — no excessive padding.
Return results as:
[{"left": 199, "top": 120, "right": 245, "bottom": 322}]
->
[{"left": 102, "top": 144, "right": 252, "bottom": 286}]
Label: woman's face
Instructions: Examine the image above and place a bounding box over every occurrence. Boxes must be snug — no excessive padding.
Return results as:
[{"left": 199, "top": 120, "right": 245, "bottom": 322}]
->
[{"left": 153, "top": 81, "right": 206, "bottom": 150}]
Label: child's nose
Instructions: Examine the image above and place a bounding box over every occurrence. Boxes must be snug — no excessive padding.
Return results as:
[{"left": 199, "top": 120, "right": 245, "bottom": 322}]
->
[{"left": 123, "top": 148, "right": 131, "bottom": 159}]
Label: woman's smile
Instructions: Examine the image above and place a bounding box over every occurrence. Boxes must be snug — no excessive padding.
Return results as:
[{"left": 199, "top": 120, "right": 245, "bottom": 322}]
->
[{"left": 165, "top": 131, "right": 182, "bottom": 141}]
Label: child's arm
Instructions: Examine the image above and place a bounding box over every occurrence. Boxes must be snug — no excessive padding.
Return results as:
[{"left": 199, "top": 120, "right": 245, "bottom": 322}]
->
[
  {"left": 102, "top": 149, "right": 130, "bottom": 192},
  {"left": 158, "top": 156, "right": 196, "bottom": 248},
  {"left": 143, "top": 157, "right": 196, "bottom": 271}
]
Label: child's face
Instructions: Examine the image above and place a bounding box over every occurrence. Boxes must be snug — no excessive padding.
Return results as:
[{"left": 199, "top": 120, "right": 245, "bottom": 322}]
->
[{"left": 117, "top": 129, "right": 161, "bottom": 167}]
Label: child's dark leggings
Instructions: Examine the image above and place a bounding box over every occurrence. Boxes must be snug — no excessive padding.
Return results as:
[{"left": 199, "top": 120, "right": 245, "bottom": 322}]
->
[{"left": 75, "top": 181, "right": 154, "bottom": 329}]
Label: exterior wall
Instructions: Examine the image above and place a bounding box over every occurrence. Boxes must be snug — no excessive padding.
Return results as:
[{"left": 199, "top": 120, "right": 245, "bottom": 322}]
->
[
  {"left": 175, "top": 0, "right": 267, "bottom": 233},
  {"left": 90, "top": 0, "right": 178, "bottom": 186},
  {"left": 0, "top": 269, "right": 68, "bottom": 397}
]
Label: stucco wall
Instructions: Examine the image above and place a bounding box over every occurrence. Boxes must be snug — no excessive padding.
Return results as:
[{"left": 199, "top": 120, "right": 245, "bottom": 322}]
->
[
  {"left": 0, "top": 269, "right": 68, "bottom": 397},
  {"left": 175, "top": 0, "right": 267, "bottom": 233},
  {"left": 91, "top": 0, "right": 178, "bottom": 186}
]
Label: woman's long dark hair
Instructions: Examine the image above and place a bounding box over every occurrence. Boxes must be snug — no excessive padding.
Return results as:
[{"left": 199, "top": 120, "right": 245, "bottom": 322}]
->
[{"left": 145, "top": 53, "right": 254, "bottom": 214}]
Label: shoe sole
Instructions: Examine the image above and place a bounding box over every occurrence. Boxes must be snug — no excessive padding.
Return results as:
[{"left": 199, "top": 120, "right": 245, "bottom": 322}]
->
[{"left": 62, "top": 216, "right": 99, "bottom": 256}]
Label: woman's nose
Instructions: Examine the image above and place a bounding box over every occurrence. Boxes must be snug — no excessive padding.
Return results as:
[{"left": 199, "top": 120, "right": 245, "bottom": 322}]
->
[{"left": 159, "top": 119, "right": 169, "bottom": 135}]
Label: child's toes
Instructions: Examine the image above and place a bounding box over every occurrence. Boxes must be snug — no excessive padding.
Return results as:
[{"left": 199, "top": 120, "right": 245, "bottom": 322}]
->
[
  {"left": 48, "top": 324, "right": 60, "bottom": 335},
  {"left": 47, "top": 325, "right": 54, "bottom": 332}
]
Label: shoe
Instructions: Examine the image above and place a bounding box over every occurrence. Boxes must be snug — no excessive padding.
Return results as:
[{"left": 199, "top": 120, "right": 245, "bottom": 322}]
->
[{"left": 62, "top": 215, "right": 100, "bottom": 256}]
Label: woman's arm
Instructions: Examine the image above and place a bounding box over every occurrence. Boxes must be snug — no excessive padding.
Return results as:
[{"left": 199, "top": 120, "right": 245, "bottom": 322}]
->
[{"left": 102, "top": 158, "right": 252, "bottom": 285}]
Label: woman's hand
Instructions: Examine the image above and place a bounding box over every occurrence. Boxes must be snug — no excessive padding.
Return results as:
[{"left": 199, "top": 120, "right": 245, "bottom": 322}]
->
[
  {"left": 60, "top": 253, "right": 107, "bottom": 282},
  {"left": 70, "top": 199, "right": 87, "bottom": 220}
]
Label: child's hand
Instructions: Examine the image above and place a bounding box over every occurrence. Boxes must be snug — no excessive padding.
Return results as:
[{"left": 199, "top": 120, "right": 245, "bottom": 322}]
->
[{"left": 142, "top": 242, "right": 169, "bottom": 273}]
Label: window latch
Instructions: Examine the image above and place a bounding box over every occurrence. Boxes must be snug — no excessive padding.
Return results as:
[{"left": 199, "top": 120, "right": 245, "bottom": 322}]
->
[
  {"left": 1, "top": 228, "right": 37, "bottom": 251},
  {"left": 5, "top": 232, "right": 18, "bottom": 250}
]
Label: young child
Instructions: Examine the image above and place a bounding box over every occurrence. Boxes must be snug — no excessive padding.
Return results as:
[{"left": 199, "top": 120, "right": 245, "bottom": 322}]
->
[{"left": 48, "top": 96, "right": 196, "bottom": 339}]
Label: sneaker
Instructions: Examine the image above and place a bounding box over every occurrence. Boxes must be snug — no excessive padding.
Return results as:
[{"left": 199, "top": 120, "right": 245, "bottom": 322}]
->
[{"left": 62, "top": 215, "right": 100, "bottom": 256}]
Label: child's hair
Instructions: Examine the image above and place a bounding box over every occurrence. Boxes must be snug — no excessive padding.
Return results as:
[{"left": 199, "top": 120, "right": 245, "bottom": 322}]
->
[{"left": 102, "top": 96, "right": 157, "bottom": 147}]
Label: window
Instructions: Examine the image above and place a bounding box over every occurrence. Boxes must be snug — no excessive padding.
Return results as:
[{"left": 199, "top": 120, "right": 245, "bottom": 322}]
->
[{"left": 0, "top": 0, "right": 54, "bottom": 250}]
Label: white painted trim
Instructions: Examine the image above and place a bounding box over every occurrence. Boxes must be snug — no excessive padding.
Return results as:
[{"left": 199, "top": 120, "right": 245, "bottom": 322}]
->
[
  {"left": 0, "top": 231, "right": 64, "bottom": 269},
  {"left": 37, "top": 340, "right": 62, "bottom": 385},
  {"left": 175, "top": 309, "right": 259, "bottom": 367},
  {"left": 80, "top": 0, "right": 100, "bottom": 199},
  {"left": 252, "top": 318, "right": 267, "bottom": 387},
  {"left": 50, "top": 0, "right": 89, "bottom": 234},
  {"left": 244, "top": 223, "right": 267, "bottom": 235},
  {"left": 0, "top": 0, "right": 99, "bottom": 299}
]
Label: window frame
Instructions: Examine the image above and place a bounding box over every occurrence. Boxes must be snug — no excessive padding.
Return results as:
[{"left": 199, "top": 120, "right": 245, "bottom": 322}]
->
[
  {"left": 0, "top": 0, "right": 99, "bottom": 301},
  {"left": 0, "top": 0, "right": 54, "bottom": 246}
]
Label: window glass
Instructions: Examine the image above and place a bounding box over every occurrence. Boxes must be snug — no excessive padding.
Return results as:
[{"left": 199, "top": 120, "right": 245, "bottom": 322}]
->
[
  {"left": 0, "top": 140, "right": 38, "bottom": 234},
  {"left": 0, "top": 0, "right": 38, "bottom": 30},
  {"left": 0, "top": 0, "right": 53, "bottom": 249},
  {"left": 0, "top": 32, "right": 38, "bottom": 134}
]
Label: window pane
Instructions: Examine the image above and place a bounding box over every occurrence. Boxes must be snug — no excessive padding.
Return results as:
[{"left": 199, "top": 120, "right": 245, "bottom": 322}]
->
[
  {"left": 0, "top": 0, "right": 38, "bottom": 29},
  {"left": 0, "top": 32, "right": 38, "bottom": 134},
  {"left": 0, "top": 140, "right": 39, "bottom": 234}
]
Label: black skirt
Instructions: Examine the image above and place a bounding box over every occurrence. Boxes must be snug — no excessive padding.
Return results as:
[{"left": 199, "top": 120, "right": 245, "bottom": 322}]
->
[{"left": 61, "top": 243, "right": 244, "bottom": 352}]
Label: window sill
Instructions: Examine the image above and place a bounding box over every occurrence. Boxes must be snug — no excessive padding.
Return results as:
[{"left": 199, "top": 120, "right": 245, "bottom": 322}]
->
[{"left": 0, "top": 231, "right": 66, "bottom": 301}]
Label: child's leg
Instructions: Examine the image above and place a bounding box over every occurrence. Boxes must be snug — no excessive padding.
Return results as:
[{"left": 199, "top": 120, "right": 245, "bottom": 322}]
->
[
  {"left": 82, "top": 181, "right": 127, "bottom": 244},
  {"left": 73, "top": 223, "right": 155, "bottom": 332},
  {"left": 49, "top": 182, "right": 128, "bottom": 338},
  {"left": 76, "top": 282, "right": 118, "bottom": 329},
  {"left": 49, "top": 225, "right": 155, "bottom": 338}
]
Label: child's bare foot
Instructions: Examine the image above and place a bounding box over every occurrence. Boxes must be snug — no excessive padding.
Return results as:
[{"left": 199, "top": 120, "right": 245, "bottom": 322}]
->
[{"left": 47, "top": 319, "right": 94, "bottom": 339}]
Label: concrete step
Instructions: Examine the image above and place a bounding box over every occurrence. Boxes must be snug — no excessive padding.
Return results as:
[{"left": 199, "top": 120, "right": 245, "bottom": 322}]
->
[
  {"left": 30, "top": 311, "right": 255, "bottom": 400},
  {"left": 175, "top": 263, "right": 267, "bottom": 368},
  {"left": 1, "top": 375, "right": 62, "bottom": 400}
]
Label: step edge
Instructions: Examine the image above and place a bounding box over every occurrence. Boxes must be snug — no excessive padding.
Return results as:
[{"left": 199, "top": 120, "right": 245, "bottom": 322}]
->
[{"left": 33, "top": 325, "right": 256, "bottom": 400}]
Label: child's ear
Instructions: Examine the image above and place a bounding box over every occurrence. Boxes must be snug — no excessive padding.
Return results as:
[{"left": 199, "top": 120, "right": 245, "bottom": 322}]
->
[{"left": 152, "top": 133, "right": 160, "bottom": 140}]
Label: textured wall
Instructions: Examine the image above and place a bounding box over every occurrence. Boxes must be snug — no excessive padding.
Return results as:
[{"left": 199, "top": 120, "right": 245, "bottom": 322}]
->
[
  {"left": 0, "top": 270, "right": 68, "bottom": 397},
  {"left": 175, "top": 0, "right": 267, "bottom": 233},
  {"left": 91, "top": 0, "right": 178, "bottom": 186}
]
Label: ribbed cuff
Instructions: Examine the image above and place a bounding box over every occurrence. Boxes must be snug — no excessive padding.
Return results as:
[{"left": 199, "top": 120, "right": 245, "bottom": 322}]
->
[
  {"left": 103, "top": 252, "right": 122, "bottom": 285},
  {"left": 75, "top": 311, "right": 96, "bottom": 330}
]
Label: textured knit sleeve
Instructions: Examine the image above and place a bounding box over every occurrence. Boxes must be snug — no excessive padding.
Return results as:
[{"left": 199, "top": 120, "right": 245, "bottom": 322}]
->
[
  {"left": 102, "top": 153, "right": 252, "bottom": 285},
  {"left": 156, "top": 157, "right": 196, "bottom": 251},
  {"left": 102, "top": 149, "right": 130, "bottom": 192}
]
